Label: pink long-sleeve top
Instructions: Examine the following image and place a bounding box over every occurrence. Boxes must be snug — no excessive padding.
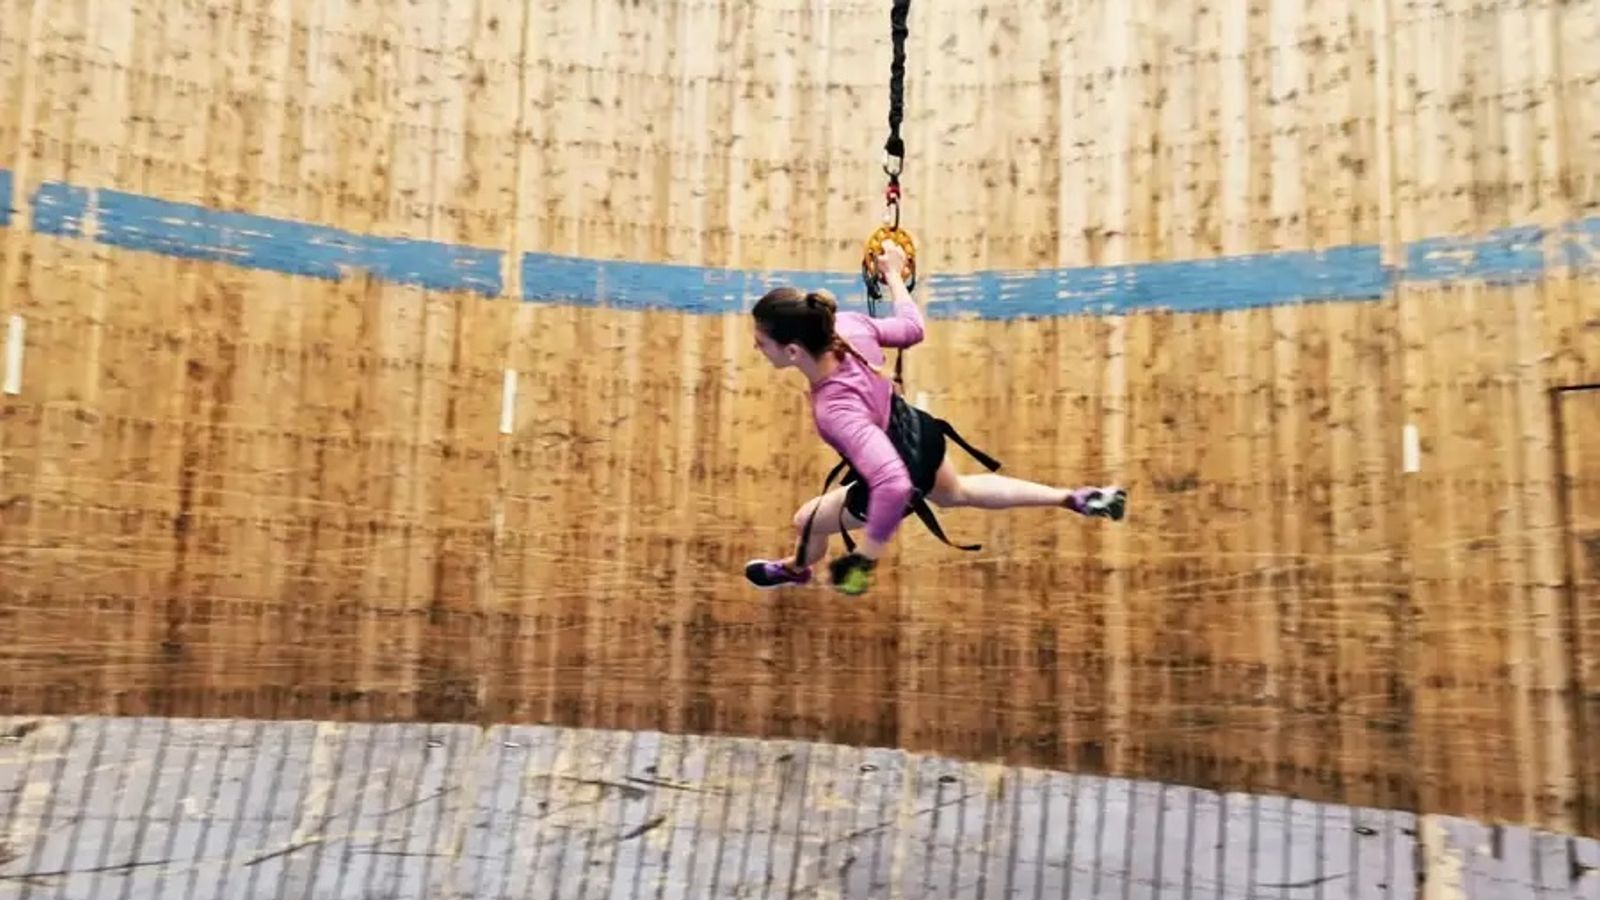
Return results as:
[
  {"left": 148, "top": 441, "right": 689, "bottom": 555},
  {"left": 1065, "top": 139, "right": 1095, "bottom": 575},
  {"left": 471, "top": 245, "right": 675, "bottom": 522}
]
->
[{"left": 809, "top": 295, "right": 927, "bottom": 545}]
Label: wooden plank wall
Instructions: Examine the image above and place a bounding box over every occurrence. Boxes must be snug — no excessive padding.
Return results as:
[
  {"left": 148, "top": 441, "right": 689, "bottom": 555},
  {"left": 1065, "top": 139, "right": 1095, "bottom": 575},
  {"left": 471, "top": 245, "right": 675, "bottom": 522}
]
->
[{"left": 0, "top": 0, "right": 1597, "bottom": 838}]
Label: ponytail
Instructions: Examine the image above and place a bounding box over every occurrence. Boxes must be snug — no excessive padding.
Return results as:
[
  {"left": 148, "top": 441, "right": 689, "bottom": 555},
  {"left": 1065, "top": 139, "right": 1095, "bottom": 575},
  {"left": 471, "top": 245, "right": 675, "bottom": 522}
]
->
[{"left": 829, "top": 334, "right": 891, "bottom": 381}]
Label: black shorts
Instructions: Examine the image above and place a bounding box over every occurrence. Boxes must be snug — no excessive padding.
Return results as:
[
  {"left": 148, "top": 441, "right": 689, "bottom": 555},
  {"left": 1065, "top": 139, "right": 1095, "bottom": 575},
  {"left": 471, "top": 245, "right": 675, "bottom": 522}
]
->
[
  {"left": 842, "top": 393, "right": 949, "bottom": 523},
  {"left": 794, "top": 393, "right": 1000, "bottom": 562}
]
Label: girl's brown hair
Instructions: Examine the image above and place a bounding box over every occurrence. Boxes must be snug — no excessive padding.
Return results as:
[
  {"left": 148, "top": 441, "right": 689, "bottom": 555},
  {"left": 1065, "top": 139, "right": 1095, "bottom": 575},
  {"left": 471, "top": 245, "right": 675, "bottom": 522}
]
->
[{"left": 751, "top": 286, "right": 887, "bottom": 378}]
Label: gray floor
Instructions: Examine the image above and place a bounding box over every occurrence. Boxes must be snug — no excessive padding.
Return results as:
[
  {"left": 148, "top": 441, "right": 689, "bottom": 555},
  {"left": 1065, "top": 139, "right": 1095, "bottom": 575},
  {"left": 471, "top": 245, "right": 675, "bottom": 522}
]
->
[{"left": 0, "top": 716, "right": 1595, "bottom": 899}]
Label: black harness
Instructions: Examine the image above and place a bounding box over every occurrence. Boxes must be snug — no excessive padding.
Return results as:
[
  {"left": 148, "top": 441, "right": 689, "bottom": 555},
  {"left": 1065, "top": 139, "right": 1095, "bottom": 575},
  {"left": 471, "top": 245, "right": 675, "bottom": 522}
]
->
[{"left": 792, "top": 392, "right": 1003, "bottom": 570}]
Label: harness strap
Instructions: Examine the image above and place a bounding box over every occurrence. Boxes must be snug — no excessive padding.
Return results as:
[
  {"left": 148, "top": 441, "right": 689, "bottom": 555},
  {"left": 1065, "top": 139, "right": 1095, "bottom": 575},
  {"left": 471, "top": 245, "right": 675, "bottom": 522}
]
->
[
  {"left": 793, "top": 458, "right": 852, "bottom": 570},
  {"left": 906, "top": 414, "right": 1000, "bottom": 553},
  {"left": 939, "top": 420, "right": 1001, "bottom": 472},
  {"left": 910, "top": 496, "right": 982, "bottom": 552}
]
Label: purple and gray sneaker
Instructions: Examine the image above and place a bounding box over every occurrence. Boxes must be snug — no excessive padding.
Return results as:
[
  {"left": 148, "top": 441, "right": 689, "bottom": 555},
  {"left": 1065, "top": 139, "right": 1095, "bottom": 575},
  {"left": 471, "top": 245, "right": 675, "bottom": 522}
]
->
[
  {"left": 744, "top": 559, "right": 814, "bottom": 589},
  {"left": 1066, "top": 486, "right": 1128, "bottom": 521}
]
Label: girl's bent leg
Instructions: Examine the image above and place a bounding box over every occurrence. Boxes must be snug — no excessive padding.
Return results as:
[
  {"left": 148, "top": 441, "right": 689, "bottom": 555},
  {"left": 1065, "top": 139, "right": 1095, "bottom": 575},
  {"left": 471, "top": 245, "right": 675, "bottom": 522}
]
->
[
  {"left": 745, "top": 486, "right": 863, "bottom": 589},
  {"left": 791, "top": 486, "right": 862, "bottom": 567}
]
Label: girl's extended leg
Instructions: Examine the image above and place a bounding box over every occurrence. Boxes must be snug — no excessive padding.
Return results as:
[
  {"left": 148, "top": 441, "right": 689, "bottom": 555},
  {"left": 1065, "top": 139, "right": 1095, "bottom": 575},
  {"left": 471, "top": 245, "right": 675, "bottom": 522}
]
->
[
  {"left": 744, "top": 486, "right": 865, "bottom": 589},
  {"left": 927, "top": 459, "right": 1126, "bottom": 518}
]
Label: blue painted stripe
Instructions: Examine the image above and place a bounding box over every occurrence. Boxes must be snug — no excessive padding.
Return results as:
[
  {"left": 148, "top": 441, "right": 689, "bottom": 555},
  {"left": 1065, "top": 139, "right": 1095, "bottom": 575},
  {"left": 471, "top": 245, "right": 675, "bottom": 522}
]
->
[
  {"left": 927, "top": 244, "right": 1393, "bottom": 319},
  {"left": 1404, "top": 223, "right": 1548, "bottom": 286},
  {"left": 521, "top": 243, "right": 1393, "bottom": 319},
  {"left": 31, "top": 182, "right": 91, "bottom": 237},
  {"left": 93, "top": 188, "right": 503, "bottom": 295},
  {"left": 1, "top": 168, "right": 1594, "bottom": 316},
  {"left": 1559, "top": 217, "right": 1600, "bottom": 272},
  {"left": 521, "top": 252, "right": 860, "bottom": 315}
]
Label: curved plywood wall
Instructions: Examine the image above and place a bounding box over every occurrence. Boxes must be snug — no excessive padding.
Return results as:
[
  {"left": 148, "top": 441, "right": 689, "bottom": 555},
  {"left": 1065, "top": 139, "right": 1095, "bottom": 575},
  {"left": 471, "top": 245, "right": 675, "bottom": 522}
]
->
[{"left": 0, "top": 0, "right": 1597, "bottom": 838}]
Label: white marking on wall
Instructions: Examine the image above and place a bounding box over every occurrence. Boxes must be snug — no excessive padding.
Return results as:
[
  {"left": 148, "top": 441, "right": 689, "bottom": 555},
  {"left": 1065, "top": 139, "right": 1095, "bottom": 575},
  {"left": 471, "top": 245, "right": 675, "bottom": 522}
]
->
[
  {"left": 499, "top": 368, "right": 518, "bottom": 435},
  {"left": 3, "top": 315, "right": 24, "bottom": 395},
  {"left": 1402, "top": 423, "right": 1420, "bottom": 473}
]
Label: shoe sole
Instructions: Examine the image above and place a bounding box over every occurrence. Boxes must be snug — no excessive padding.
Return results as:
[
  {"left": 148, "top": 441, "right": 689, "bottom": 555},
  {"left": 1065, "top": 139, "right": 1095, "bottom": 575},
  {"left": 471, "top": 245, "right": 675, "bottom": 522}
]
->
[{"left": 1086, "top": 488, "right": 1128, "bottom": 521}]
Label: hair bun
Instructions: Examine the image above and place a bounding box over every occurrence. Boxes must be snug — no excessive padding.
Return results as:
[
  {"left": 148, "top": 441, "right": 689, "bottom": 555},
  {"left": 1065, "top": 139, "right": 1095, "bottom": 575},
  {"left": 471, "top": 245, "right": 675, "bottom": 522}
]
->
[{"left": 804, "top": 289, "right": 838, "bottom": 314}]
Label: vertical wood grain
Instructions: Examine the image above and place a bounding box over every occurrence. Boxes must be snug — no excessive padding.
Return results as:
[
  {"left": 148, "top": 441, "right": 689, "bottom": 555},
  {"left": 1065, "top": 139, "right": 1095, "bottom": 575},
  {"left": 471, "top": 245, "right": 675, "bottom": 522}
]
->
[{"left": 0, "top": 0, "right": 1597, "bottom": 840}]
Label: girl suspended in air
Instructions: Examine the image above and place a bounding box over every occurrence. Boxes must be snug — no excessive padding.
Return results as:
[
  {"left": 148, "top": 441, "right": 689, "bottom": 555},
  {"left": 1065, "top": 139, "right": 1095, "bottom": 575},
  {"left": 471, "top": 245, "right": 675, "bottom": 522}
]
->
[{"left": 744, "top": 239, "right": 1128, "bottom": 596}]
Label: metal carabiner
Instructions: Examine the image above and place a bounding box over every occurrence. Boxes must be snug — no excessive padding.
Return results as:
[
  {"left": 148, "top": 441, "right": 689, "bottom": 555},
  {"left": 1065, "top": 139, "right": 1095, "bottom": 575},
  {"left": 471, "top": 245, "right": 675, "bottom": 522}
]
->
[{"left": 882, "top": 175, "right": 902, "bottom": 229}]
